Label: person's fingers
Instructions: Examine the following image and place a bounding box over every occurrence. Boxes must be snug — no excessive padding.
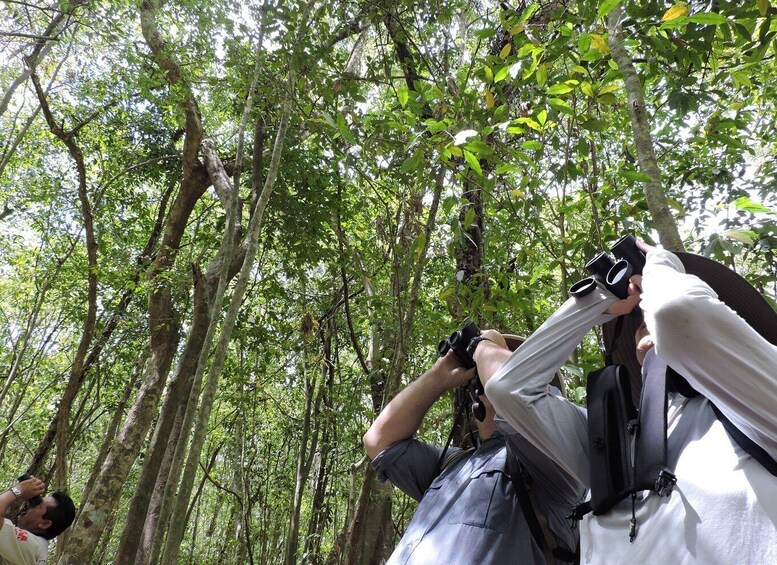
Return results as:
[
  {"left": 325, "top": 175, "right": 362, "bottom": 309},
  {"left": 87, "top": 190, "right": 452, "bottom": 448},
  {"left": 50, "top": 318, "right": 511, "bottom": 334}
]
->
[
  {"left": 636, "top": 334, "right": 655, "bottom": 365},
  {"left": 480, "top": 329, "right": 508, "bottom": 349},
  {"left": 629, "top": 274, "right": 643, "bottom": 295},
  {"left": 635, "top": 239, "right": 653, "bottom": 254}
]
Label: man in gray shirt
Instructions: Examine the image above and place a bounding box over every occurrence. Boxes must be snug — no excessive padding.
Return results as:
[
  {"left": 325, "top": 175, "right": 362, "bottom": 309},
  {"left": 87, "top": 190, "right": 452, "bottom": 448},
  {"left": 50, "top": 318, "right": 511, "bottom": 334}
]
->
[{"left": 363, "top": 336, "right": 582, "bottom": 564}]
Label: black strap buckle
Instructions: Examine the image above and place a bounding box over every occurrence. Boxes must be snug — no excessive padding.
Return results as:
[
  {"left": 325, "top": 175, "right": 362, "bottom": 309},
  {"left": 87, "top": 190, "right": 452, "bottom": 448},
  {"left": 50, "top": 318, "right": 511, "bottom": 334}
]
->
[{"left": 654, "top": 468, "right": 676, "bottom": 497}]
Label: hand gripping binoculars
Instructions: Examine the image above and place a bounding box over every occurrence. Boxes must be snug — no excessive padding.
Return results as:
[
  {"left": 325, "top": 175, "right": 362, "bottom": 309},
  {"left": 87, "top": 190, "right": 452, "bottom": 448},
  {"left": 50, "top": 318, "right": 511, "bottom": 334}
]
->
[
  {"left": 570, "top": 235, "right": 646, "bottom": 299},
  {"left": 438, "top": 322, "right": 488, "bottom": 421},
  {"left": 16, "top": 474, "right": 43, "bottom": 507}
]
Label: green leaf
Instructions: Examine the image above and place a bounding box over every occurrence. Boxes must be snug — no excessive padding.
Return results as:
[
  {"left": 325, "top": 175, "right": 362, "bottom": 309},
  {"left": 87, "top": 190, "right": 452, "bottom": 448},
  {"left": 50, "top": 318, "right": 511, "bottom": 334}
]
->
[
  {"left": 622, "top": 170, "right": 652, "bottom": 182},
  {"left": 495, "top": 163, "right": 520, "bottom": 174},
  {"left": 722, "top": 230, "right": 756, "bottom": 246},
  {"left": 463, "top": 206, "right": 477, "bottom": 228},
  {"left": 425, "top": 119, "right": 448, "bottom": 134},
  {"left": 536, "top": 64, "right": 547, "bottom": 87},
  {"left": 521, "top": 140, "right": 543, "bottom": 151},
  {"left": 400, "top": 149, "right": 423, "bottom": 173},
  {"left": 734, "top": 196, "right": 775, "bottom": 215},
  {"left": 580, "top": 118, "right": 608, "bottom": 132},
  {"left": 514, "top": 117, "right": 542, "bottom": 130},
  {"left": 494, "top": 65, "right": 512, "bottom": 83},
  {"left": 397, "top": 87, "right": 409, "bottom": 107},
  {"left": 598, "top": 0, "right": 620, "bottom": 18},
  {"left": 517, "top": 43, "right": 535, "bottom": 58},
  {"left": 687, "top": 13, "right": 727, "bottom": 25},
  {"left": 463, "top": 149, "right": 483, "bottom": 175},
  {"left": 547, "top": 83, "right": 574, "bottom": 95},
  {"left": 548, "top": 98, "right": 573, "bottom": 114},
  {"left": 466, "top": 139, "right": 494, "bottom": 156},
  {"left": 484, "top": 66, "right": 494, "bottom": 83},
  {"left": 440, "top": 287, "right": 455, "bottom": 300},
  {"left": 518, "top": 3, "right": 539, "bottom": 24}
]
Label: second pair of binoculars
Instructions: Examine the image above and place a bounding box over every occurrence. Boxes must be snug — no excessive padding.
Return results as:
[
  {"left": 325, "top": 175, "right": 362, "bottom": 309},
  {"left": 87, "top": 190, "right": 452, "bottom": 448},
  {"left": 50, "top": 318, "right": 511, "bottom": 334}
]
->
[
  {"left": 570, "top": 234, "right": 646, "bottom": 299},
  {"left": 437, "top": 322, "right": 481, "bottom": 369},
  {"left": 438, "top": 322, "right": 487, "bottom": 421},
  {"left": 17, "top": 474, "right": 43, "bottom": 506}
]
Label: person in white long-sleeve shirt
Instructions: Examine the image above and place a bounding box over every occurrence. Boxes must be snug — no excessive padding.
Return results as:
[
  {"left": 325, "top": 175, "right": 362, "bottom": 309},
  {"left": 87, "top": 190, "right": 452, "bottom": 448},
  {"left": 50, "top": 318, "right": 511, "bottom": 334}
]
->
[{"left": 470, "top": 242, "right": 777, "bottom": 564}]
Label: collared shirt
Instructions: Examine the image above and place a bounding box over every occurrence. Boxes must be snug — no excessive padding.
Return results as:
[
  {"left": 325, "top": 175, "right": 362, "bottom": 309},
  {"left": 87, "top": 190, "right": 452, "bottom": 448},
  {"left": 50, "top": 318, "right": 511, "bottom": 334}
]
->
[
  {"left": 373, "top": 425, "right": 581, "bottom": 564},
  {"left": 0, "top": 519, "right": 48, "bottom": 565}
]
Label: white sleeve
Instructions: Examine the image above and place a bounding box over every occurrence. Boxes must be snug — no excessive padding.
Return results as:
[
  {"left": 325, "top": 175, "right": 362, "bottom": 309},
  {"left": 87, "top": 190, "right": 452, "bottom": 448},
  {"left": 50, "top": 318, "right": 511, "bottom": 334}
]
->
[
  {"left": 641, "top": 248, "right": 777, "bottom": 459},
  {"left": 485, "top": 286, "right": 619, "bottom": 485}
]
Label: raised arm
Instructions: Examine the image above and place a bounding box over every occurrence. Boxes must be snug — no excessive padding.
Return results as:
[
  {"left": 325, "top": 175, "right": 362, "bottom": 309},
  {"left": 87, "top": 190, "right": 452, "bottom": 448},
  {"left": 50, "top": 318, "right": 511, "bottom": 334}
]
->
[
  {"left": 476, "top": 287, "right": 620, "bottom": 485},
  {"left": 363, "top": 352, "right": 474, "bottom": 460},
  {"left": 0, "top": 476, "right": 45, "bottom": 532},
  {"left": 641, "top": 248, "right": 777, "bottom": 458}
]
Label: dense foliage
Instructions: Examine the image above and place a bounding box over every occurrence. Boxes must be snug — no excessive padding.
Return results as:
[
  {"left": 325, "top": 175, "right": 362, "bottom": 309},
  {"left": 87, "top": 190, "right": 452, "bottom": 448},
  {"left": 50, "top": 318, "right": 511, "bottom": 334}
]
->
[{"left": 1, "top": 0, "right": 775, "bottom": 562}]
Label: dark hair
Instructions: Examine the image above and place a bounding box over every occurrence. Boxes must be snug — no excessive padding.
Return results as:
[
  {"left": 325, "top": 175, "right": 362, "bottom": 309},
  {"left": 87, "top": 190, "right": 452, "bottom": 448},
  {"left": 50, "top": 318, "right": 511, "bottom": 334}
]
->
[{"left": 41, "top": 492, "right": 76, "bottom": 540}]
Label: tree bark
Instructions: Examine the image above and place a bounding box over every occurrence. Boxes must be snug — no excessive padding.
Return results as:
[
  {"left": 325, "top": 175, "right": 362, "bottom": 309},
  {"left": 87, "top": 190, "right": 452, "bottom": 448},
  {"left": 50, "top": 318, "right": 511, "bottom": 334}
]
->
[
  {"left": 56, "top": 2, "right": 210, "bottom": 558},
  {"left": 607, "top": 6, "right": 684, "bottom": 251},
  {"left": 158, "top": 1, "right": 310, "bottom": 551}
]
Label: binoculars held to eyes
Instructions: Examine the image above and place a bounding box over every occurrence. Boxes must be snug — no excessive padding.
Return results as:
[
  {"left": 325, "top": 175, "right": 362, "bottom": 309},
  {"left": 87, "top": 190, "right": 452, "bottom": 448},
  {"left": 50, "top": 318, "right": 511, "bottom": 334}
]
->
[
  {"left": 17, "top": 474, "right": 43, "bottom": 507},
  {"left": 570, "top": 235, "right": 646, "bottom": 299},
  {"left": 438, "top": 323, "right": 487, "bottom": 421}
]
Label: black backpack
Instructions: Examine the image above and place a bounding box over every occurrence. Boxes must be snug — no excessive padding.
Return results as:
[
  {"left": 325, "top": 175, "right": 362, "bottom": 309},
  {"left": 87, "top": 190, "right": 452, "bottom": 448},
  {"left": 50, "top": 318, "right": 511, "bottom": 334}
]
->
[{"left": 576, "top": 363, "right": 777, "bottom": 540}]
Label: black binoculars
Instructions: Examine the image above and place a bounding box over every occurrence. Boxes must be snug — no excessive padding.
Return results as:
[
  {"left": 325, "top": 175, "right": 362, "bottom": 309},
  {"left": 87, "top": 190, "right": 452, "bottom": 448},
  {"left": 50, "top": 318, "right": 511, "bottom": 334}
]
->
[
  {"left": 438, "top": 322, "right": 487, "bottom": 421},
  {"left": 438, "top": 322, "right": 481, "bottom": 369},
  {"left": 570, "top": 234, "right": 646, "bottom": 299},
  {"left": 17, "top": 474, "right": 43, "bottom": 506}
]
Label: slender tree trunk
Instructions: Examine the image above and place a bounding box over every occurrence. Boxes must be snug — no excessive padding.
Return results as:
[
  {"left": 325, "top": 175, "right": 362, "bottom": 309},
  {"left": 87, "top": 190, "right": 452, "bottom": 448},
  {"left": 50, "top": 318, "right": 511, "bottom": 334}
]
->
[
  {"left": 284, "top": 368, "right": 314, "bottom": 565},
  {"left": 158, "top": 4, "right": 311, "bottom": 551},
  {"left": 343, "top": 168, "right": 444, "bottom": 564},
  {"left": 285, "top": 320, "right": 326, "bottom": 565},
  {"left": 115, "top": 265, "right": 213, "bottom": 564},
  {"left": 607, "top": 5, "right": 684, "bottom": 251},
  {"left": 304, "top": 316, "right": 336, "bottom": 565}
]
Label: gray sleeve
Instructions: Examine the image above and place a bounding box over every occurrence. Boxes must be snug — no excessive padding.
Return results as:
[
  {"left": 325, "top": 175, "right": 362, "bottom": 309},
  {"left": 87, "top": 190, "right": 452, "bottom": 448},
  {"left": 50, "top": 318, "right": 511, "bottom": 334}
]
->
[
  {"left": 371, "top": 438, "right": 454, "bottom": 501},
  {"left": 485, "top": 288, "right": 617, "bottom": 485}
]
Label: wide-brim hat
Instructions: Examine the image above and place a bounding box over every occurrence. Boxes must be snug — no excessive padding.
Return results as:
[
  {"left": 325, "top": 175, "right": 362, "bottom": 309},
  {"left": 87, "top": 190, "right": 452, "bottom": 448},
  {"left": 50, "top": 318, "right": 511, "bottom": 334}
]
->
[
  {"left": 503, "top": 333, "right": 566, "bottom": 396},
  {"left": 603, "top": 251, "right": 777, "bottom": 404}
]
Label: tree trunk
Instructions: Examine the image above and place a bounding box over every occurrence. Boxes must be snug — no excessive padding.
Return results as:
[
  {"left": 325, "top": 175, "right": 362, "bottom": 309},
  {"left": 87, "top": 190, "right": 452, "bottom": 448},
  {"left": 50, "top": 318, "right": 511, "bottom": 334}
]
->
[
  {"left": 158, "top": 2, "right": 310, "bottom": 553},
  {"left": 607, "top": 6, "right": 684, "bottom": 251},
  {"left": 343, "top": 466, "right": 393, "bottom": 565},
  {"left": 304, "top": 317, "right": 336, "bottom": 565},
  {"left": 114, "top": 265, "right": 213, "bottom": 564},
  {"left": 342, "top": 167, "right": 444, "bottom": 564},
  {"left": 284, "top": 369, "right": 316, "bottom": 565}
]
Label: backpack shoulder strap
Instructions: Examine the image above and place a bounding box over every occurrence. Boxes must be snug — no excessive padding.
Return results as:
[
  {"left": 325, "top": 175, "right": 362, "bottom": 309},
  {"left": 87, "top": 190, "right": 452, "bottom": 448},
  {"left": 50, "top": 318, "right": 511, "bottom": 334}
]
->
[
  {"left": 710, "top": 403, "right": 777, "bottom": 477},
  {"left": 668, "top": 366, "right": 777, "bottom": 477},
  {"left": 634, "top": 367, "right": 676, "bottom": 496},
  {"left": 507, "top": 455, "right": 578, "bottom": 563}
]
